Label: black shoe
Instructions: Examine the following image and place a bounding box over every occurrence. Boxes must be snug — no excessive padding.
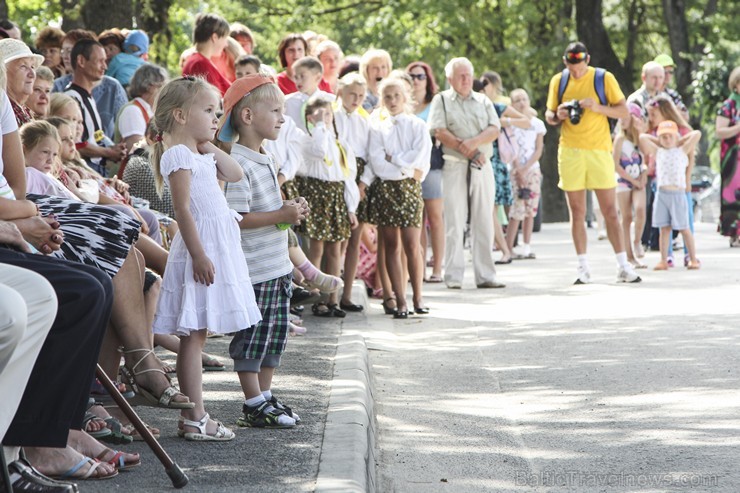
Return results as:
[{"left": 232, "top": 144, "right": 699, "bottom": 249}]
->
[
  {"left": 291, "top": 287, "right": 321, "bottom": 307},
  {"left": 6, "top": 459, "right": 78, "bottom": 493},
  {"left": 339, "top": 301, "right": 364, "bottom": 312},
  {"left": 414, "top": 306, "right": 430, "bottom": 315},
  {"left": 267, "top": 395, "right": 301, "bottom": 424},
  {"left": 393, "top": 310, "right": 408, "bottom": 319},
  {"left": 381, "top": 298, "right": 397, "bottom": 315}
]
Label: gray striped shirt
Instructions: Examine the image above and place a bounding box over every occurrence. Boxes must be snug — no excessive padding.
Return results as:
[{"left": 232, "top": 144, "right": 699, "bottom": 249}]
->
[{"left": 225, "top": 144, "right": 292, "bottom": 284}]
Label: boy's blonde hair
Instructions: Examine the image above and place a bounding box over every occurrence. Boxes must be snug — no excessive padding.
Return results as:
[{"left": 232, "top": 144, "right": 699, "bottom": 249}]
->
[
  {"left": 20, "top": 119, "right": 60, "bottom": 151},
  {"left": 292, "top": 55, "right": 323, "bottom": 75},
  {"left": 150, "top": 76, "right": 218, "bottom": 192},
  {"left": 231, "top": 83, "right": 284, "bottom": 137}
]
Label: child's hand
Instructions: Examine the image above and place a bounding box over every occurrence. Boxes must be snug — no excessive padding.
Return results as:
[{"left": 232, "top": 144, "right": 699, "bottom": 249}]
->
[
  {"left": 197, "top": 141, "right": 217, "bottom": 155},
  {"left": 281, "top": 201, "right": 306, "bottom": 225},
  {"left": 308, "top": 108, "right": 331, "bottom": 126},
  {"left": 192, "top": 255, "right": 215, "bottom": 286},
  {"left": 294, "top": 196, "right": 310, "bottom": 216},
  {"left": 349, "top": 212, "right": 359, "bottom": 229}
]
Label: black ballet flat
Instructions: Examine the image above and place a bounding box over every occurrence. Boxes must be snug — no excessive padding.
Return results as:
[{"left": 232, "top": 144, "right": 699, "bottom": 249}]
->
[
  {"left": 339, "top": 301, "right": 364, "bottom": 312},
  {"left": 414, "top": 306, "right": 430, "bottom": 315},
  {"left": 382, "top": 298, "right": 397, "bottom": 315},
  {"left": 393, "top": 310, "right": 408, "bottom": 319}
]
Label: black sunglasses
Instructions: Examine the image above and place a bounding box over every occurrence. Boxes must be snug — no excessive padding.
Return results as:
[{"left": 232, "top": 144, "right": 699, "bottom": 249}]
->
[{"left": 408, "top": 73, "right": 427, "bottom": 81}]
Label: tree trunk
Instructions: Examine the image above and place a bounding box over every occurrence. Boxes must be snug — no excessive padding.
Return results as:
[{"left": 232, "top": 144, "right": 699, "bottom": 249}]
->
[
  {"left": 661, "top": 0, "right": 692, "bottom": 106},
  {"left": 575, "top": 0, "right": 634, "bottom": 93},
  {"left": 136, "top": 0, "right": 173, "bottom": 68},
  {"left": 60, "top": 0, "right": 85, "bottom": 32},
  {"left": 82, "top": 0, "right": 134, "bottom": 33},
  {"left": 0, "top": 0, "right": 8, "bottom": 22}
]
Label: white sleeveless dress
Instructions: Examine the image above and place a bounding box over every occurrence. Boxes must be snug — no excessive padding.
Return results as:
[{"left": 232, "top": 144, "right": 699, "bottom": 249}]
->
[{"left": 153, "top": 145, "right": 262, "bottom": 336}]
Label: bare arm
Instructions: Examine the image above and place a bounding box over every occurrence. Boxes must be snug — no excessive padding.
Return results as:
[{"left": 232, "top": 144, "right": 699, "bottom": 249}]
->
[
  {"left": 169, "top": 169, "right": 214, "bottom": 285},
  {"left": 236, "top": 200, "right": 306, "bottom": 230},
  {"left": 3, "top": 131, "right": 27, "bottom": 199},
  {"left": 680, "top": 129, "right": 702, "bottom": 154},
  {"left": 715, "top": 115, "right": 740, "bottom": 141},
  {"left": 79, "top": 141, "right": 127, "bottom": 161},
  {"left": 501, "top": 106, "right": 531, "bottom": 129},
  {"left": 639, "top": 133, "right": 659, "bottom": 157},
  {"left": 198, "top": 141, "right": 244, "bottom": 183},
  {"left": 0, "top": 197, "right": 38, "bottom": 220}
]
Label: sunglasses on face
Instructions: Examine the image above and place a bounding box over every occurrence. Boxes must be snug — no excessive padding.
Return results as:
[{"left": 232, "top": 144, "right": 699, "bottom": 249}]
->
[
  {"left": 564, "top": 52, "right": 587, "bottom": 64},
  {"left": 408, "top": 73, "right": 427, "bottom": 81}
]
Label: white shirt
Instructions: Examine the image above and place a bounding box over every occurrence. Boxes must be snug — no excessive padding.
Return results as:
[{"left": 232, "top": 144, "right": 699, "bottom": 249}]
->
[
  {"left": 284, "top": 89, "right": 335, "bottom": 133},
  {"left": 656, "top": 147, "right": 688, "bottom": 189},
  {"left": 263, "top": 115, "right": 305, "bottom": 182},
  {"left": 363, "top": 112, "right": 432, "bottom": 185},
  {"left": 300, "top": 122, "right": 359, "bottom": 213},
  {"left": 117, "top": 97, "right": 152, "bottom": 139},
  {"left": 0, "top": 92, "right": 19, "bottom": 175},
  {"left": 334, "top": 107, "right": 370, "bottom": 161},
  {"left": 511, "top": 116, "right": 546, "bottom": 170}
]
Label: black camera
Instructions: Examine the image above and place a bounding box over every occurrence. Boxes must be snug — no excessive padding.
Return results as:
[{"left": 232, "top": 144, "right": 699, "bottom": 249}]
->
[{"left": 564, "top": 100, "right": 583, "bottom": 125}]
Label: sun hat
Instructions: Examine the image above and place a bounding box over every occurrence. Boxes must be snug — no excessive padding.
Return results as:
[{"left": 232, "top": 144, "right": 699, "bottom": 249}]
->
[
  {"left": 657, "top": 120, "right": 679, "bottom": 136},
  {"left": 627, "top": 102, "right": 643, "bottom": 119},
  {"left": 217, "top": 73, "right": 276, "bottom": 142},
  {"left": 654, "top": 54, "right": 675, "bottom": 68},
  {"left": 123, "top": 30, "right": 149, "bottom": 57},
  {"left": 0, "top": 39, "right": 44, "bottom": 66}
]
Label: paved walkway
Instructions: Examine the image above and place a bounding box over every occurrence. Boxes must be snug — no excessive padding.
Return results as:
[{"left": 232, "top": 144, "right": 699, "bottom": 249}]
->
[{"left": 349, "top": 222, "right": 740, "bottom": 492}]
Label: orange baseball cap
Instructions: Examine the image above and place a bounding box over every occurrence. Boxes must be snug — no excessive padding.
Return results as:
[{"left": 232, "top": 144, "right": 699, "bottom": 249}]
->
[
  {"left": 657, "top": 120, "right": 678, "bottom": 136},
  {"left": 217, "top": 73, "right": 276, "bottom": 142}
]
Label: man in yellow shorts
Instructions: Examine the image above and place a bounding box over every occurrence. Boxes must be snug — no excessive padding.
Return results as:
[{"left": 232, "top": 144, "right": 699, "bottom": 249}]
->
[{"left": 545, "top": 42, "right": 641, "bottom": 284}]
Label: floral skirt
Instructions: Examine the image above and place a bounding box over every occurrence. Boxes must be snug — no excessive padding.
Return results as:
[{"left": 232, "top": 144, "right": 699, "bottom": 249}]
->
[
  {"left": 281, "top": 179, "right": 301, "bottom": 201},
  {"left": 492, "top": 157, "right": 513, "bottom": 206},
  {"left": 367, "top": 178, "right": 423, "bottom": 228},
  {"left": 296, "top": 177, "right": 350, "bottom": 242}
]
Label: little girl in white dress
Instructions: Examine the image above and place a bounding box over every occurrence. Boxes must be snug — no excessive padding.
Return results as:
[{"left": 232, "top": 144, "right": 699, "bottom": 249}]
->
[{"left": 151, "top": 77, "right": 262, "bottom": 441}]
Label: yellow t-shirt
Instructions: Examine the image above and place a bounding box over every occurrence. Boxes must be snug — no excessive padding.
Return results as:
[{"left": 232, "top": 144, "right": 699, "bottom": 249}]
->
[{"left": 546, "top": 67, "right": 625, "bottom": 152}]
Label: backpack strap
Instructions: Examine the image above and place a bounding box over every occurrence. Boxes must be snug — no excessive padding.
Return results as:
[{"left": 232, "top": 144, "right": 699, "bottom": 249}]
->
[
  {"left": 593, "top": 68, "right": 607, "bottom": 106},
  {"left": 557, "top": 69, "right": 570, "bottom": 104}
]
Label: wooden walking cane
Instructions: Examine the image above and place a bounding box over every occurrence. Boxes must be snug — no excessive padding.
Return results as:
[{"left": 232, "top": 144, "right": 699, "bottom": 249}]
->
[{"left": 95, "top": 365, "right": 188, "bottom": 488}]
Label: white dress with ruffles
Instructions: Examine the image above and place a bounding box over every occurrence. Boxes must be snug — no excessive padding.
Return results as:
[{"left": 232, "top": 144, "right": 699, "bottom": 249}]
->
[{"left": 153, "top": 145, "right": 262, "bottom": 336}]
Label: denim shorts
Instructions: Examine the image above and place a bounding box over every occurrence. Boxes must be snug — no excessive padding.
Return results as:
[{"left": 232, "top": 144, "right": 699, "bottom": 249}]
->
[
  {"left": 421, "top": 169, "right": 443, "bottom": 200},
  {"left": 652, "top": 188, "right": 689, "bottom": 230}
]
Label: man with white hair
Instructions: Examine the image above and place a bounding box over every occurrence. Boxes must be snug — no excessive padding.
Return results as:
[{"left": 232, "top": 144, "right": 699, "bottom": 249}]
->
[
  {"left": 627, "top": 60, "right": 666, "bottom": 113},
  {"left": 428, "top": 57, "right": 504, "bottom": 289}
]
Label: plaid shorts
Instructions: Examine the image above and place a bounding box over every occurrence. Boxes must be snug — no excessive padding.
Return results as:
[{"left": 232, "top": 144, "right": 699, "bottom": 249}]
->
[{"left": 229, "top": 273, "right": 292, "bottom": 372}]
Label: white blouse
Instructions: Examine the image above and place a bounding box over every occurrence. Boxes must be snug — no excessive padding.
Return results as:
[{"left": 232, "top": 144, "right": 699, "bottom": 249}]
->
[
  {"left": 363, "top": 112, "right": 432, "bottom": 185},
  {"left": 334, "top": 108, "right": 370, "bottom": 161},
  {"left": 263, "top": 115, "right": 305, "bottom": 182},
  {"left": 300, "top": 122, "right": 360, "bottom": 213}
]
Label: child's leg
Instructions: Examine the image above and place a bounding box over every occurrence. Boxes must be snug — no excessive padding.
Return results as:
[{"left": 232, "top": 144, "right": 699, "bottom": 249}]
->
[
  {"left": 258, "top": 367, "right": 275, "bottom": 393},
  {"left": 633, "top": 188, "right": 647, "bottom": 250},
  {"left": 323, "top": 241, "right": 342, "bottom": 305},
  {"left": 376, "top": 238, "right": 394, "bottom": 305},
  {"left": 659, "top": 226, "right": 672, "bottom": 263},
  {"left": 400, "top": 226, "right": 425, "bottom": 308},
  {"left": 505, "top": 217, "right": 520, "bottom": 252},
  {"left": 616, "top": 191, "right": 634, "bottom": 261},
  {"left": 684, "top": 191, "right": 694, "bottom": 256},
  {"left": 238, "top": 371, "right": 262, "bottom": 400},
  {"left": 381, "top": 226, "right": 406, "bottom": 311},
  {"left": 493, "top": 208, "right": 511, "bottom": 261},
  {"left": 178, "top": 329, "right": 225, "bottom": 434},
  {"left": 307, "top": 238, "right": 325, "bottom": 269},
  {"left": 680, "top": 228, "right": 698, "bottom": 263},
  {"left": 341, "top": 223, "right": 364, "bottom": 305}
]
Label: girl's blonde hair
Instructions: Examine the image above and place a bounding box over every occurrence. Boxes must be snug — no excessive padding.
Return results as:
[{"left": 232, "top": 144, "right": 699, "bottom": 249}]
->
[
  {"left": 378, "top": 77, "right": 412, "bottom": 114},
  {"left": 20, "top": 120, "right": 60, "bottom": 151},
  {"left": 48, "top": 93, "right": 77, "bottom": 118},
  {"left": 150, "top": 76, "right": 218, "bottom": 192}
]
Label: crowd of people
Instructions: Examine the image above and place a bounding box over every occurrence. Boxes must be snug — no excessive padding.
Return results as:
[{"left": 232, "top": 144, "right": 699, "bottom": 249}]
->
[{"left": 0, "top": 12, "right": 739, "bottom": 493}]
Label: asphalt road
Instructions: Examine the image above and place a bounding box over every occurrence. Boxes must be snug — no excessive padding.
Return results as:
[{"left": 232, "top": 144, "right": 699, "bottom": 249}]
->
[{"left": 356, "top": 222, "right": 740, "bottom": 493}]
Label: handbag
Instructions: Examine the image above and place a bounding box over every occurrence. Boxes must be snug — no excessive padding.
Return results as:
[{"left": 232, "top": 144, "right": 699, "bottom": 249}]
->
[
  {"left": 429, "top": 95, "right": 448, "bottom": 170},
  {"left": 497, "top": 127, "right": 518, "bottom": 165}
]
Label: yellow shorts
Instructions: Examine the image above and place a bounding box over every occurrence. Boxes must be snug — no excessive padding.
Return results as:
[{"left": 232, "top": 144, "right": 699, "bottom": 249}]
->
[{"left": 557, "top": 147, "right": 616, "bottom": 191}]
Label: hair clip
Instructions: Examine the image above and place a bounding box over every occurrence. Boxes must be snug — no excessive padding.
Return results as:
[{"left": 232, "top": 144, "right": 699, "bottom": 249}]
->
[
  {"left": 155, "top": 132, "right": 163, "bottom": 142},
  {"left": 182, "top": 75, "right": 196, "bottom": 82}
]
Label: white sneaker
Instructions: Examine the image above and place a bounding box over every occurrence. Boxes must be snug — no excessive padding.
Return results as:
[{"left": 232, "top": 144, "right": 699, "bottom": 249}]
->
[
  {"left": 617, "top": 265, "right": 642, "bottom": 283},
  {"left": 574, "top": 265, "right": 591, "bottom": 285}
]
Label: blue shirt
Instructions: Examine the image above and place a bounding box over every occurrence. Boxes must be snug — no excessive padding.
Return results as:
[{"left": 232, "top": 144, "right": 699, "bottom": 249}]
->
[{"left": 106, "top": 53, "right": 146, "bottom": 88}]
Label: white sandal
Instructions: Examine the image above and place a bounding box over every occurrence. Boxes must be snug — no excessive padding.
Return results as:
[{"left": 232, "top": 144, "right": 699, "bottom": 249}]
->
[{"left": 180, "top": 413, "right": 235, "bottom": 442}]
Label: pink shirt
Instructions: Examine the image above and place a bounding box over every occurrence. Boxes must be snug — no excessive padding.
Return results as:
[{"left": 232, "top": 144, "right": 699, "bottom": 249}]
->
[{"left": 25, "top": 167, "right": 78, "bottom": 200}]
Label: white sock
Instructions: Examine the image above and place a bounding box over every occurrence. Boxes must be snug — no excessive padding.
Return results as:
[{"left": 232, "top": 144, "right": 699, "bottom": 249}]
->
[
  {"left": 245, "top": 395, "right": 266, "bottom": 408},
  {"left": 615, "top": 252, "right": 630, "bottom": 269},
  {"left": 3, "top": 445, "right": 20, "bottom": 463},
  {"left": 262, "top": 389, "right": 273, "bottom": 401},
  {"left": 577, "top": 254, "right": 589, "bottom": 269},
  {"left": 522, "top": 243, "right": 531, "bottom": 256}
]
